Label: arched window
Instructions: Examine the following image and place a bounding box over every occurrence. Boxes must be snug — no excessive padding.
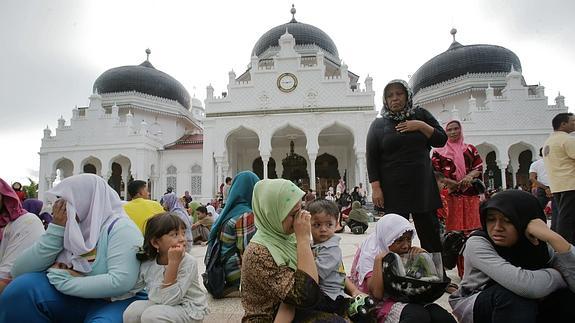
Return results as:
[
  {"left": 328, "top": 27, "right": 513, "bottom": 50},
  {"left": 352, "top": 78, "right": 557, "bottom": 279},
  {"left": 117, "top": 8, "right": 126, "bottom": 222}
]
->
[
  {"left": 167, "top": 166, "right": 177, "bottom": 193},
  {"left": 190, "top": 164, "right": 202, "bottom": 195}
]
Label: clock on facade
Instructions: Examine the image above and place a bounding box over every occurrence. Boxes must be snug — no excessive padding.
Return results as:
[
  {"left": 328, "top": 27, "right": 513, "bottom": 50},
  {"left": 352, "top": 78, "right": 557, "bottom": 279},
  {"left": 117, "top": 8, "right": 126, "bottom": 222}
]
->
[{"left": 277, "top": 73, "right": 298, "bottom": 93}]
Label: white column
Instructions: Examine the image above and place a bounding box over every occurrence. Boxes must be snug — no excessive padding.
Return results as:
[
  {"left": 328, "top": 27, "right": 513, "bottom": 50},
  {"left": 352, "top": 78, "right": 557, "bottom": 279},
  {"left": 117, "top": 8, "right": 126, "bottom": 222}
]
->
[
  {"left": 498, "top": 162, "right": 507, "bottom": 189},
  {"left": 261, "top": 154, "right": 270, "bottom": 179},
  {"left": 356, "top": 152, "right": 367, "bottom": 195},
  {"left": 215, "top": 156, "right": 224, "bottom": 190},
  {"left": 122, "top": 175, "right": 129, "bottom": 201},
  {"left": 308, "top": 152, "right": 317, "bottom": 190}
]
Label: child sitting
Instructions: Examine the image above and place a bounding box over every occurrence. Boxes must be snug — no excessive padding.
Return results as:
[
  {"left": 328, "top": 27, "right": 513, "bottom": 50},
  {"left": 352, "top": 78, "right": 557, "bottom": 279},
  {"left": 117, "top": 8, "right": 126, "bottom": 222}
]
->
[
  {"left": 275, "top": 199, "right": 362, "bottom": 322},
  {"left": 123, "top": 213, "right": 209, "bottom": 323},
  {"left": 349, "top": 214, "right": 456, "bottom": 323}
]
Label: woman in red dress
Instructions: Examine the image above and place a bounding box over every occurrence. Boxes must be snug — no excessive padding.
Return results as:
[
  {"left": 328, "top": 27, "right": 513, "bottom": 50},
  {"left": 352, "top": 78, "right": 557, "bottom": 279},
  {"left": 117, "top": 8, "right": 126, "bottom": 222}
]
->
[{"left": 432, "top": 120, "right": 483, "bottom": 277}]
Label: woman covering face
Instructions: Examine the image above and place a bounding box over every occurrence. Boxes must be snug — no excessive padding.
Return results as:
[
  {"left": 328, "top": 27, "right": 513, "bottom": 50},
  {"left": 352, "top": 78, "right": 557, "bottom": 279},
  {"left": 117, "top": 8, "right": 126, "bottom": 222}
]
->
[{"left": 366, "top": 79, "right": 447, "bottom": 253}]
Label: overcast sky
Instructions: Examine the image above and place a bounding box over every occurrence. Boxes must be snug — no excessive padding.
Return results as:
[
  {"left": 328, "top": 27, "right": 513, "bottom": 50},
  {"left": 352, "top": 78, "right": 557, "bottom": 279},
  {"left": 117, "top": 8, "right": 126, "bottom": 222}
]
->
[{"left": 1, "top": 0, "right": 573, "bottom": 185}]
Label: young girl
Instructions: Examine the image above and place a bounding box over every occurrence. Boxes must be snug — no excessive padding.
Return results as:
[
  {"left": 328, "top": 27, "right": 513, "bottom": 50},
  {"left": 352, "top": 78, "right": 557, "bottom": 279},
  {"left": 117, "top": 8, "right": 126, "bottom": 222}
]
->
[
  {"left": 449, "top": 190, "right": 575, "bottom": 323},
  {"left": 349, "top": 214, "right": 456, "bottom": 323},
  {"left": 123, "top": 212, "right": 209, "bottom": 323}
]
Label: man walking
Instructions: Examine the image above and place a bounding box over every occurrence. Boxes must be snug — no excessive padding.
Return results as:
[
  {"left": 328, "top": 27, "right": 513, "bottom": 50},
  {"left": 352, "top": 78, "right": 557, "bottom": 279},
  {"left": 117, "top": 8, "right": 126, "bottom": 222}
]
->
[{"left": 544, "top": 112, "right": 575, "bottom": 243}]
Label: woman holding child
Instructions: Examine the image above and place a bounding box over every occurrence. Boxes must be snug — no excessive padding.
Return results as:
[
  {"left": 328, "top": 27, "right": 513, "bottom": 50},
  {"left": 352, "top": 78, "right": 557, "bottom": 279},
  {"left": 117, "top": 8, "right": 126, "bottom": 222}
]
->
[
  {"left": 449, "top": 190, "right": 575, "bottom": 323},
  {"left": 241, "top": 179, "right": 347, "bottom": 322},
  {"left": 350, "top": 214, "right": 456, "bottom": 323},
  {"left": 0, "top": 174, "right": 144, "bottom": 322}
]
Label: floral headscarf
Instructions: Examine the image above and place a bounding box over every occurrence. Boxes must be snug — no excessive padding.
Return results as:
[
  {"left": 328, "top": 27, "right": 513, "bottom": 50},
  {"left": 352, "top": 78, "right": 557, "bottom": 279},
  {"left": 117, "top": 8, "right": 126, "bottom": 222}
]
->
[{"left": 381, "top": 79, "right": 416, "bottom": 122}]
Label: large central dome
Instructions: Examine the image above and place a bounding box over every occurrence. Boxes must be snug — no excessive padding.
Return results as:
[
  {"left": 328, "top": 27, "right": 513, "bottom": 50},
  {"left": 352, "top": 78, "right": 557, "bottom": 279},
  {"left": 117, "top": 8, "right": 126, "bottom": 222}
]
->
[
  {"left": 93, "top": 51, "right": 191, "bottom": 109},
  {"left": 252, "top": 6, "right": 339, "bottom": 58},
  {"left": 410, "top": 30, "right": 522, "bottom": 95}
]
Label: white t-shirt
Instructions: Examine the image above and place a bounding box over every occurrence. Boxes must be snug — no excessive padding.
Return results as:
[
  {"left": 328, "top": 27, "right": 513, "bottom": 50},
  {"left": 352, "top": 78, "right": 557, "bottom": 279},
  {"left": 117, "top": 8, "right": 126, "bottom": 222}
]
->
[
  {"left": 529, "top": 159, "right": 550, "bottom": 187},
  {"left": 0, "top": 213, "right": 45, "bottom": 280}
]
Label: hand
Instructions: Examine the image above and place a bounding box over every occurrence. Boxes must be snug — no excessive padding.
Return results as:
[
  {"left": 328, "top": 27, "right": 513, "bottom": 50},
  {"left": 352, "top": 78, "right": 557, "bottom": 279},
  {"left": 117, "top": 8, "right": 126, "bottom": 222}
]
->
[
  {"left": 526, "top": 218, "right": 551, "bottom": 245},
  {"left": 408, "top": 246, "right": 426, "bottom": 256},
  {"left": 375, "top": 250, "right": 388, "bottom": 261},
  {"left": 51, "top": 262, "right": 84, "bottom": 277},
  {"left": 167, "top": 244, "right": 185, "bottom": 264},
  {"left": 395, "top": 120, "right": 424, "bottom": 133},
  {"left": 293, "top": 210, "right": 312, "bottom": 241},
  {"left": 372, "top": 186, "right": 384, "bottom": 209},
  {"left": 52, "top": 199, "right": 68, "bottom": 226},
  {"left": 458, "top": 176, "right": 474, "bottom": 189}
]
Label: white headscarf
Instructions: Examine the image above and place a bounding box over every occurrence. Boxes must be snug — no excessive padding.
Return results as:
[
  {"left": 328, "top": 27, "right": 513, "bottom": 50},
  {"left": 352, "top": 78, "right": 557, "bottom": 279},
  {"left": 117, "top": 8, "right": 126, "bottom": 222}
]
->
[
  {"left": 206, "top": 205, "right": 219, "bottom": 222},
  {"left": 46, "top": 174, "right": 127, "bottom": 273},
  {"left": 356, "top": 214, "right": 416, "bottom": 283}
]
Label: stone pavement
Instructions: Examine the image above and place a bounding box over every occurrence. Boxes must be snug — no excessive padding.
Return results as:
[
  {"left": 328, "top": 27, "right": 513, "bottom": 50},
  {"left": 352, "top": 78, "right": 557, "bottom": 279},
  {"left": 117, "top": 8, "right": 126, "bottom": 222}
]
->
[{"left": 190, "top": 221, "right": 460, "bottom": 322}]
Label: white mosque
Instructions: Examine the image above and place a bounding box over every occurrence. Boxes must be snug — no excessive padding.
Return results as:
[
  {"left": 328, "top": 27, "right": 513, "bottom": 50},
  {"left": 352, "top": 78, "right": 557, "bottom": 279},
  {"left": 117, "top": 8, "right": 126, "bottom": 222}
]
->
[{"left": 37, "top": 7, "right": 568, "bottom": 202}]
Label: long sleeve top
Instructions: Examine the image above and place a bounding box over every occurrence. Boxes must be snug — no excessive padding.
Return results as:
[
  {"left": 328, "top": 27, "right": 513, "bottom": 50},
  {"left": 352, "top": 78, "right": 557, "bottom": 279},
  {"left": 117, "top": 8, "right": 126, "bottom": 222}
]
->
[
  {"left": 449, "top": 236, "right": 575, "bottom": 323},
  {"left": 11, "top": 217, "right": 143, "bottom": 300},
  {"left": 366, "top": 107, "right": 447, "bottom": 213},
  {"left": 130, "top": 253, "right": 209, "bottom": 320}
]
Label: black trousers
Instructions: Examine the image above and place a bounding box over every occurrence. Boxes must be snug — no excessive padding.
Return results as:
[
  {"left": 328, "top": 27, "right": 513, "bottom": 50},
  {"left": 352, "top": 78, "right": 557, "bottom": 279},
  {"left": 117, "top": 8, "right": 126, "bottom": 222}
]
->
[
  {"left": 399, "top": 303, "right": 456, "bottom": 323},
  {"left": 397, "top": 211, "right": 443, "bottom": 253},
  {"left": 553, "top": 190, "right": 575, "bottom": 244},
  {"left": 346, "top": 219, "right": 369, "bottom": 233},
  {"left": 474, "top": 283, "right": 575, "bottom": 323}
]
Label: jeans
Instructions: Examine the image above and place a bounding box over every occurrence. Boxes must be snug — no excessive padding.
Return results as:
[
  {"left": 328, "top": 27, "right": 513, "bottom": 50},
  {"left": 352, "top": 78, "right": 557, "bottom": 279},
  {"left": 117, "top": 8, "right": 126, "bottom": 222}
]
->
[
  {"left": 0, "top": 272, "right": 145, "bottom": 323},
  {"left": 474, "top": 283, "right": 575, "bottom": 323}
]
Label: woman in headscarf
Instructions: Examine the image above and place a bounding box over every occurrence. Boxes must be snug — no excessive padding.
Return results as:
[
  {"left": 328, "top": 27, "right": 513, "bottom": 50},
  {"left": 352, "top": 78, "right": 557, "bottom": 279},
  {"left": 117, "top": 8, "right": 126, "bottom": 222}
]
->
[
  {"left": 349, "top": 214, "right": 456, "bottom": 323},
  {"left": 11, "top": 182, "right": 27, "bottom": 202},
  {"left": 204, "top": 171, "right": 259, "bottom": 297},
  {"left": 22, "top": 198, "right": 53, "bottom": 229},
  {"left": 432, "top": 120, "right": 483, "bottom": 277},
  {"left": 345, "top": 201, "right": 369, "bottom": 234},
  {"left": 0, "top": 178, "right": 44, "bottom": 295},
  {"left": 0, "top": 174, "right": 144, "bottom": 322},
  {"left": 162, "top": 192, "right": 193, "bottom": 252},
  {"left": 206, "top": 205, "right": 220, "bottom": 222},
  {"left": 449, "top": 190, "right": 575, "bottom": 323},
  {"left": 241, "top": 178, "right": 346, "bottom": 322},
  {"left": 366, "top": 79, "right": 447, "bottom": 253}
]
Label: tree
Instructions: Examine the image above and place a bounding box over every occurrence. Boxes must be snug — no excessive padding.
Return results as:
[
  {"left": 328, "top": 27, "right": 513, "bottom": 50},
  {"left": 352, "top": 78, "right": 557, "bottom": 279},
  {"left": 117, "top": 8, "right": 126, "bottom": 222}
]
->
[{"left": 23, "top": 177, "right": 38, "bottom": 199}]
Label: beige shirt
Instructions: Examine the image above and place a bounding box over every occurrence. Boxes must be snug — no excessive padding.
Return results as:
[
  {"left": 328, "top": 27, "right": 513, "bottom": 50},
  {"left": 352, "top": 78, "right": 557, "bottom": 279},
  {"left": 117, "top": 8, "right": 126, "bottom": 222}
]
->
[{"left": 543, "top": 131, "right": 575, "bottom": 193}]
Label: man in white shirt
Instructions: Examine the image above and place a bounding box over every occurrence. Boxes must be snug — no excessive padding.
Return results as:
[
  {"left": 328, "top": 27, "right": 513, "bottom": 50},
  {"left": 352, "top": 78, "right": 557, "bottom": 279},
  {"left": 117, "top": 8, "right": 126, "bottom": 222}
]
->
[
  {"left": 530, "top": 148, "right": 557, "bottom": 230},
  {"left": 543, "top": 112, "right": 575, "bottom": 243}
]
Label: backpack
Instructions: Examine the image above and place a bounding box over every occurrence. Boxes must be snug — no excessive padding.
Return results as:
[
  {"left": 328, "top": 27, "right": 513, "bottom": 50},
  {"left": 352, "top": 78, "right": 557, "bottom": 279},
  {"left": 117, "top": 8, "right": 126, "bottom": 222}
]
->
[
  {"left": 441, "top": 230, "right": 467, "bottom": 269},
  {"left": 202, "top": 234, "right": 236, "bottom": 299}
]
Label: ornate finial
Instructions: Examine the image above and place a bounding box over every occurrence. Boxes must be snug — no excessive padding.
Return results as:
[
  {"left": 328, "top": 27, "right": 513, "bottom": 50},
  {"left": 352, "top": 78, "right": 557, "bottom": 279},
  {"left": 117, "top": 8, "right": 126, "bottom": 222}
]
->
[
  {"left": 450, "top": 28, "right": 457, "bottom": 42},
  {"left": 290, "top": 4, "right": 297, "bottom": 22},
  {"left": 145, "top": 48, "right": 151, "bottom": 60}
]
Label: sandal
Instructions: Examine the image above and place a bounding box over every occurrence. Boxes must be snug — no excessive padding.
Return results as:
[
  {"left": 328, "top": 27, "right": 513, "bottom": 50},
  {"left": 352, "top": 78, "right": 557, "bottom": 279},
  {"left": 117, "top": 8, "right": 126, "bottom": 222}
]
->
[{"left": 445, "top": 282, "right": 459, "bottom": 294}]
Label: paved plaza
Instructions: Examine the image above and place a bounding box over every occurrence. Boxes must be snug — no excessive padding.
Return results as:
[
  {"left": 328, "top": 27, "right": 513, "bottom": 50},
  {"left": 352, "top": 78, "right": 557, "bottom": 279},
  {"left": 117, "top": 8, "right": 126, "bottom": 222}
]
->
[{"left": 190, "top": 221, "right": 460, "bottom": 322}]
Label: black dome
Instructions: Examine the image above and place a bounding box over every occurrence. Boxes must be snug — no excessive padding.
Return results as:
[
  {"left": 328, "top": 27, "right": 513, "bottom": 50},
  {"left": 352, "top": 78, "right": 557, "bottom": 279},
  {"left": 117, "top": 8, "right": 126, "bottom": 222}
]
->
[
  {"left": 93, "top": 60, "right": 191, "bottom": 109},
  {"left": 410, "top": 41, "right": 522, "bottom": 95},
  {"left": 252, "top": 19, "right": 339, "bottom": 58}
]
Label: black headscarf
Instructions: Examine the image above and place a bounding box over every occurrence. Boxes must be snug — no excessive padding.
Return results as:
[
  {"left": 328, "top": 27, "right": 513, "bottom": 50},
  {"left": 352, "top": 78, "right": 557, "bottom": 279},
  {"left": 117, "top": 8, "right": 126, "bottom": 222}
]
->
[{"left": 472, "top": 190, "right": 550, "bottom": 270}]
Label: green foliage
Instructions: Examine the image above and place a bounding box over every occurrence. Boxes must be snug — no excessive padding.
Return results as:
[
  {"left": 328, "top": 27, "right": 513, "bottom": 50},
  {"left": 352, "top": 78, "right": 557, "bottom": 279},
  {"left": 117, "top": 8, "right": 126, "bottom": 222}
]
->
[{"left": 23, "top": 177, "right": 38, "bottom": 199}]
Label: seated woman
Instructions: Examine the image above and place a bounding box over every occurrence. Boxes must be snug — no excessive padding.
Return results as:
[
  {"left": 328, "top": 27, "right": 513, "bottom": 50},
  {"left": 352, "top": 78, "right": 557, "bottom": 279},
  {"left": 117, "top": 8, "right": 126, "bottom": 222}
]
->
[
  {"left": 349, "top": 214, "right": 456, "bottom": 323},
  {"left": 345, "top": 201, "right": 369, "bottom": 234},
  {"left": 449, "top": 190, "right": 575, "bottom": 323},
  {"left": 0, "top": 174, "right": 144, "bottom": 322},
  {"left": 205, "top": 171, "right": 259, "bottom": 297},
  {"left": 0, "top": 178, "right": 44, "bottom": 295},
  {"left": 241, "top": 178, "right": 346, "bottom": 322},
  {"left": 22, "top": 198, "right": 53, "bottom": 228}
]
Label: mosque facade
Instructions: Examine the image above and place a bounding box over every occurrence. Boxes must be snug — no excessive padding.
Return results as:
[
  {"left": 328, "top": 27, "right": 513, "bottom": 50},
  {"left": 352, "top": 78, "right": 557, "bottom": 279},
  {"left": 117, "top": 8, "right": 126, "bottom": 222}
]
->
[{"left": 37, "top": 9, "right": 568, "bottom": 202}]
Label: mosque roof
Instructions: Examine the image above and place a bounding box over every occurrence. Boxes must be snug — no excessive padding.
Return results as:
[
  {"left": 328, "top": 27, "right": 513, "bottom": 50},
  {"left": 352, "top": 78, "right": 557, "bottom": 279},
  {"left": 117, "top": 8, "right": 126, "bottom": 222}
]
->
[
  {"left": 409, "top": 29, "right": 522, "bottom": 95},
  {"left": 93, "top": 49, "right": 191, "bottom": 109},
  {"left": 164, "top": 133, "right": 203, "bottom": 150},
  {"left": 251, "top": 5, "right": 339, "bottom": 58}
]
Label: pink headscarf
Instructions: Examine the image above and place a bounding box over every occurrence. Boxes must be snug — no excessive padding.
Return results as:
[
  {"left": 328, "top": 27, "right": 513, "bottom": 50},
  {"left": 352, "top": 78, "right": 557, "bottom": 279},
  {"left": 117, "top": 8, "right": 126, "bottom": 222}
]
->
[
  {"left": 0, "top": 178, "right": 28, "bottom": 242},
  {"left": 434, "top": 120, "right": 467, "bottom": 181}
]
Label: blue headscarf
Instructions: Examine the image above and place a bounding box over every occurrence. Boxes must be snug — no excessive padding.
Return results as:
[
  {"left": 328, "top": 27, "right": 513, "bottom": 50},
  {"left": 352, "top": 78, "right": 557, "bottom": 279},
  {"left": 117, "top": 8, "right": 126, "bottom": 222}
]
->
[{"left": 208, "top": 171, "right": 260, "bottom": 244}]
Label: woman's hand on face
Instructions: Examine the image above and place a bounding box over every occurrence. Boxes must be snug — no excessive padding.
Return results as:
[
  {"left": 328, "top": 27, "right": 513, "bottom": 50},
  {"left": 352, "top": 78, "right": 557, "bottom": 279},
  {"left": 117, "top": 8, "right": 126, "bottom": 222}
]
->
[
  {"left": 372, "top": 186, "right": 384, "bottom": 209},
  {"left": 168, "top": 244, "right": 185, "bottom": 264},
  {"left": 293, "top": 210, "right": 312, "bottom": 240},
  {"left": 375, "top": 250, "right": 388, "bottom": 261},
  {"left": 395, "top": 120, "right": 424, "bottom": 133},
  {"left": 52, "top": 199, "right": 68, "bottom": 226},
  {"left": 526, "top": 218, "right": 552, "bottom": 245}
]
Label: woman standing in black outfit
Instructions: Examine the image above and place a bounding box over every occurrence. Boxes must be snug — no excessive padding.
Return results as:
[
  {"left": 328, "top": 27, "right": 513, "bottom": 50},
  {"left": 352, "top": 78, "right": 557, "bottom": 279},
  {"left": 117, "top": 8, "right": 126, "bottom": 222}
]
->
[{"left": 366, "top": 79, "right": 447, "bottom": 253}]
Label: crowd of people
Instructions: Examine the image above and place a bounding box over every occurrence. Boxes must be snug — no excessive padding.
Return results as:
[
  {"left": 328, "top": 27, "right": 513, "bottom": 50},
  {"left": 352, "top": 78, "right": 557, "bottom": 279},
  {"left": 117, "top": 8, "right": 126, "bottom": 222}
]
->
[{"left": 0, "top": 80, "right": 574, "bottom": 323}]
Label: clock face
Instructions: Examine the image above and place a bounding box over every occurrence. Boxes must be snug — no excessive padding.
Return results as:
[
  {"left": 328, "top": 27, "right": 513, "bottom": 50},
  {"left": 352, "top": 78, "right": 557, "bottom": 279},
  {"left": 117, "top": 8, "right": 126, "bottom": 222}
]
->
[{"left": 277, "top": 73, "right": 298, "bottom": 93}]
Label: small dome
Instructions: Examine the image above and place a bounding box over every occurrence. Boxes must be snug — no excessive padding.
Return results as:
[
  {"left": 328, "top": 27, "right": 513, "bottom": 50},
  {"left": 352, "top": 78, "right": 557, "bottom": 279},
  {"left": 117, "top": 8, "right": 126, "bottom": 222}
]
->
[
  {"left": 252, "top": 8, "right": 338, "bottom": 58},
  {"left": 93, "top": 58, "right": 191, "bottom": 109},
  {"left": 410, "top": 38, "right": 522, "bottom": 95},
  {"left": 191, "top": 96, "right": 203, "bottom": 109}
]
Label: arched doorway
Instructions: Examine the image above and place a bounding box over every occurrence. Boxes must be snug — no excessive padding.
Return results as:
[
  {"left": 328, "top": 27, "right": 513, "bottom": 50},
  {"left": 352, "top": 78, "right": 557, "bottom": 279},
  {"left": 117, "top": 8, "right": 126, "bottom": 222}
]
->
[
  {"left": 81, "top": 156, "right": 102, "bottom": 175},
  {"left": 108, "top": 155, "right": 132, "bottom": 199},
  {"left": 315, "top": 153, "right": 340, "bottom": 197},
  {"left": 53, "top": 158, "right": 74, "bottom": 185},
  {"left": 226, "top": 126, "right": 260, "bottom": 179},
  {"left": 83, "top": 164, "right": 97, "bottom": 174},
  {"left": 318, "top": 123, "right": 354, "bottom": 194},
  {"left": 485, "top": 151, "right": 502, "bottom": 189},
  {"left": 252, "top": 157, "right": 278, "bottom": 179},
  {"left": 517, "top": 150, "right": 533, "bottom": 190},
  {"left": 282, "top": 141, "right": 309, "bottom": 188}
]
